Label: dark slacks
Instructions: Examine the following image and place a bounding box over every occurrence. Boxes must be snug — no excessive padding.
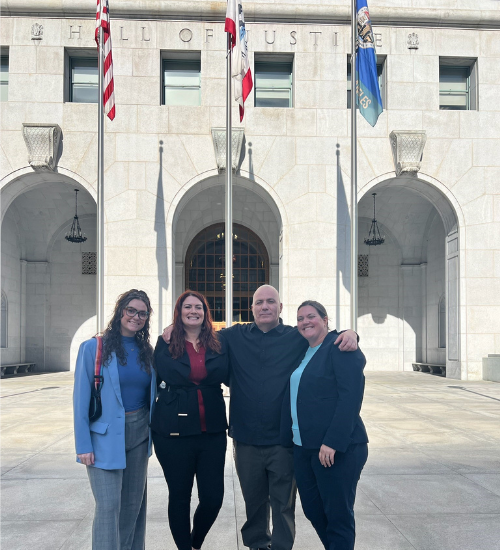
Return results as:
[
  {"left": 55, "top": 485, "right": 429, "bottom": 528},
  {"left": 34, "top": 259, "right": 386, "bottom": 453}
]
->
[
  {"left": 153, "top": 431, "right": 227, "bottom": 550},
  {"left": 293, "top": 443, "right": 368, "bottom": 550},
  {"left": 233, "top": 440, "right": 296, "bottom": 550}
]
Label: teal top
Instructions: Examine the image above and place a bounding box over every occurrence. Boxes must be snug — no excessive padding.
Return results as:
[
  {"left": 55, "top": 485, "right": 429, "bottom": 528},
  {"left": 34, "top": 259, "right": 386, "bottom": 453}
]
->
[{"left": 290, "top": 343, "right": 322, "bottom": 446}]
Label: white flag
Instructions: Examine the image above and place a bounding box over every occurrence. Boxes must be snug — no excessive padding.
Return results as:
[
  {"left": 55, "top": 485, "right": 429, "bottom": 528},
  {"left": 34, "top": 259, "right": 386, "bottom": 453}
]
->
[{"left": 225, "top": 0, "right": 253, "bottom": 121}]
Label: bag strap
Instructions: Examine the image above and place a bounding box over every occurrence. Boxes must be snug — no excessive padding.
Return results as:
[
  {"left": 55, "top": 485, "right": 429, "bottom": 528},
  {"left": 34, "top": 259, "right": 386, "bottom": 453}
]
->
[{"left": 94, "top": 336, "right": 103, "bottom": 390}]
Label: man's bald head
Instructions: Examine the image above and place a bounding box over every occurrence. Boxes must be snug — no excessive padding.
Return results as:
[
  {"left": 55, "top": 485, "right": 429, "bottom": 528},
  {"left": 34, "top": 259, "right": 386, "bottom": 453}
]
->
[{"left": 252, "top": 285, "right": 283, "bottom": 332}]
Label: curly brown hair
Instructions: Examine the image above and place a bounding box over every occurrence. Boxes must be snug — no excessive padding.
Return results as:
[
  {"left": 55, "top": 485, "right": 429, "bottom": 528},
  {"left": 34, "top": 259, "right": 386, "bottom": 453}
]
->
[
  {"left": 101, "top": 289, "right": 154, "bottom": 373},
  {"left": 169, "top": 290, "right": 221, "bottom": 359}
]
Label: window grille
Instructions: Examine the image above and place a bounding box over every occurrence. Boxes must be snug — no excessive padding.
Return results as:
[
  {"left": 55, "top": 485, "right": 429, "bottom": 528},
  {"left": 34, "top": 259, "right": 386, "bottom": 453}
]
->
[
  {"left": 358, "top": 255, "right": 369, "bottom": 277},
  {"left": 82, "top": 252, "right": 97, "bottom": 275}
]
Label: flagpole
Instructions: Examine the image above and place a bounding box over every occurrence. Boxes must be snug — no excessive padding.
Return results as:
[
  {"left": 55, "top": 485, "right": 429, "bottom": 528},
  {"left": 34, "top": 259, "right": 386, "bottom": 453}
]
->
[
  {"left": 225, "top": 32, "right": 233, "bottom": 328},
  {"left": 97, "top": 24, "right": 105, "bottom": 333},
  {"left": 350, "top": 0, "right": 358, "bottom": 332}
]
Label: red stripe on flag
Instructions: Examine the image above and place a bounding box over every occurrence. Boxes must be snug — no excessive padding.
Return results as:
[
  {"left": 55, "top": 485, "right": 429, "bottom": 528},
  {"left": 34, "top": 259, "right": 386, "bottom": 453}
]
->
[
  {"left": 225, "top": 17, "right": 236, "bottom": 47},
  {"left": 95, "top": 0, "right": 115, "bottom": 120},
  {"left": 242, "top": 68, "right": 252, "bottom": 104}
]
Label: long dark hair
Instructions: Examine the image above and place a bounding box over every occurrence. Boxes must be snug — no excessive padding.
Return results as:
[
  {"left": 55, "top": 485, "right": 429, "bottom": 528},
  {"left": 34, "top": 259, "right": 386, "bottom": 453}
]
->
[
  {"left": 101, "top": 289, "right": 154, "bottom": 373},
  {"left": 297, "top": 300, "right": 330, "bottom": 330},
  {"left": 169, "top": 290, "right": 221, "bottom": 359}
]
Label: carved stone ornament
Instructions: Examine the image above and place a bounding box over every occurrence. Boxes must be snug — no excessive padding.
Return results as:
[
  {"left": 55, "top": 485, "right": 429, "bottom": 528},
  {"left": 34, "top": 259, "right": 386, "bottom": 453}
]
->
[
  {"left": 22, "top": 123, "right": 62, "bottom": 171},
  {"left": 211, "top": 127, "right": 244, "bottom": 172},
  {"left": 31, "top": 23, "right": 44, "bottom": 40},
  {"left": 389, "top": 130, "right": 427, "bottom": 176},
  {"left": 407, "top": 32, "right": 419, "bottom": 49}
]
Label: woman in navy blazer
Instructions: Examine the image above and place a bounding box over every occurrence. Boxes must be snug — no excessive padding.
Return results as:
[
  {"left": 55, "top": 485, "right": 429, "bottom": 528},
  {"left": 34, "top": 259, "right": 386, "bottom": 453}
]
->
[
  {"left": 281, "top": 300, "right": 368, "bottom": 550},
  {"left": 73, "top": 289, "right": 156, "bottom": 550},
  {"left": 152, "top": 290, "right": 229, "bottom": 550}
]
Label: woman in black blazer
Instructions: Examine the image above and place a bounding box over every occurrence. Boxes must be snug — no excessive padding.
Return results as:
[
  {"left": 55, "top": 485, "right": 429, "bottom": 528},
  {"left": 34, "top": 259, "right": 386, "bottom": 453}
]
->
[
  {"left": 152, "top": 290, "right": 228, "bottom": 550},
  {"left": 281, "top": 300, "right": 368, "bottom": 550}
]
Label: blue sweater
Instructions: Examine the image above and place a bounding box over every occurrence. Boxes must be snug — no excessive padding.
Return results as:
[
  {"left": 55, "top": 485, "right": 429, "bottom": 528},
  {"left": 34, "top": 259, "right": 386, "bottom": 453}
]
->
[
  {"left": 119, "top": 336, "right": 152, "bottom": 412},
  {"left": 290, "top": 344, "right": 322, "bottom": 445}
]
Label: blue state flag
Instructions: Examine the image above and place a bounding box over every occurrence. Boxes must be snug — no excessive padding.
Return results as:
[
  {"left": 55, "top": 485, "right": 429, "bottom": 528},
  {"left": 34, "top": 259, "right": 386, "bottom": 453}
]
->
[{"left": 355, "top": 0, "right": 383, "bottom": 126}]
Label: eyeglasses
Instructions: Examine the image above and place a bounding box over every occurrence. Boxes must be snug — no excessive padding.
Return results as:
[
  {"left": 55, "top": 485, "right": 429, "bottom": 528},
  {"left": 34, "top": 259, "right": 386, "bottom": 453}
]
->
[{"left": 123, "top": 307, "right": 149, "bottom": 320}]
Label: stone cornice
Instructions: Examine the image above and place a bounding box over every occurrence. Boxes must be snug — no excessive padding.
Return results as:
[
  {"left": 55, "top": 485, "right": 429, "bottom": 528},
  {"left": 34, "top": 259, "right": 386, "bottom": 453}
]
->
[{"left": 1, "top": 1, "right": 500, "bottom": 29}]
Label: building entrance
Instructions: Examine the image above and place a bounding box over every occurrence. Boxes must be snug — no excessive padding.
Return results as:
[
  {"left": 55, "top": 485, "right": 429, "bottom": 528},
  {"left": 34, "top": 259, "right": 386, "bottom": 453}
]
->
[{"left": 185, "top": 223, "right": 269, "bottom": 323}]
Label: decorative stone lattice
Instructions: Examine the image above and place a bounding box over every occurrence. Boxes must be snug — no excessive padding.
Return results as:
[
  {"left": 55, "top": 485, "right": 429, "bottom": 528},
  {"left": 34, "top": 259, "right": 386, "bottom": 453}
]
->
[
  {"left": 407, "top": 32, "right": 419, "bottom": 49},
  {"left": 31, "top": 23, "right": 43, "bottom": 41},
  {"left": 211, "top": 127, "right": 244, "bottom": 172},
  {"left": 82, "top": 252, "right": 97, "bottom": 275},
  {"left": 22, "top": 123, "right": 62, "bottom": 171},
  {"left": 358, "top": 255, "right": 369, "bottom": 277},
  {"left": 389, "top": 130, "right": 427, "bottom": 176}
]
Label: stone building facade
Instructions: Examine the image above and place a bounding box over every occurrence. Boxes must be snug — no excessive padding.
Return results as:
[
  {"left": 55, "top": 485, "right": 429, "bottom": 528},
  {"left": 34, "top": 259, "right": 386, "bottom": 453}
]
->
[{"left": 1, "top": 0, "right": 500, "bottom": 379}]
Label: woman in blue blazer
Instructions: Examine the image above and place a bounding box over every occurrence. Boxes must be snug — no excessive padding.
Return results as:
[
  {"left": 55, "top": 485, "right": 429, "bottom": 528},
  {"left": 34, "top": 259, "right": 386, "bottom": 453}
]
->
[
  {"left": 73, "top": 289, "right": 156, "bottom": 550},
  {"left": 281, "top": 300, "right": 368, "bottom": 550}
]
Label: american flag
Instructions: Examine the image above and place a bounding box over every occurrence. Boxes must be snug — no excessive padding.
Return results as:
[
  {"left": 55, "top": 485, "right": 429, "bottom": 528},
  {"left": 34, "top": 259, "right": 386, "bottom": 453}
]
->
[{"left": 95, "top": 0, "right": 115, "bottom": 120}]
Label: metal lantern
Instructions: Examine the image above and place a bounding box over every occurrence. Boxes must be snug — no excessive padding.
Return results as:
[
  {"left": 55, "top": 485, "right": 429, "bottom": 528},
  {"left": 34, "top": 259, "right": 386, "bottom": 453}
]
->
[
  {"left": 364, "top": 193, "right": 385, "bottom": 246},
  {"left": 65, "top": 189, "right": 87, "bottom": 244}
]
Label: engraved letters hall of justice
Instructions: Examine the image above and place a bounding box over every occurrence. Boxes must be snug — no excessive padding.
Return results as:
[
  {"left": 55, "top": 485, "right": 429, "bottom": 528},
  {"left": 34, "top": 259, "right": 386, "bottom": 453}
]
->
[{"left": 67, "top": 25, "right": 383, "bottom": 48}]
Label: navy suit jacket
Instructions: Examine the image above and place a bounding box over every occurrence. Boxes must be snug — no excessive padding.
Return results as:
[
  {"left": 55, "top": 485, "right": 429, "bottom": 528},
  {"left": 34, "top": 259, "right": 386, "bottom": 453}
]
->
[{"left": 280, "top": 331, "right": 368, "bottom": 453}]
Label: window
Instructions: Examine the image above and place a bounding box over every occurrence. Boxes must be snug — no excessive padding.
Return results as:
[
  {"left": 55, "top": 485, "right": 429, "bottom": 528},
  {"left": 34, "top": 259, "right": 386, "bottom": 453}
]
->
[
  {"left": 1, "top": 292, "right": 7, "bottom": 348},
  {"left": 162, "top": 52, "right": 201, "bottom": 106},
  {"left": 254, "top": 54, "right": 293, "bottom": 108},
  {"left": 1, "top": 51, "right": 8, "bottom": 102},
  {"left": 439, "top": 57, "right": 477, "bottom": 110},
  {"left": 438, "top": 295, "right": 446, "bottom": 349},
  {"left": 185, "top": 223, "right": 269, "bottom": 323},
  {"left": 347, "top": 55, "right": 386, "bottom": 109},
  {"left": 68, "top": 56, "right": 98, "bottom": 103}
]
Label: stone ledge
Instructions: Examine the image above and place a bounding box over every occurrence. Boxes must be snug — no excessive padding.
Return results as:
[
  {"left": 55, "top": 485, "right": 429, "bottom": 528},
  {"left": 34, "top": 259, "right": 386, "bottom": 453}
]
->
[
  {"left": 482, "top": 354, "right": 500, "bottom": 383},
  {"left": 1, "top": 1, "right": 500, "bottom": 29}
]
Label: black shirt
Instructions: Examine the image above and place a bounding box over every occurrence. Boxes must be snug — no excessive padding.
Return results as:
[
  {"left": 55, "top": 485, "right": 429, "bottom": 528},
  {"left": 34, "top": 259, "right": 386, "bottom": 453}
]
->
[{"left": 220, "top": 320, "right": 315, "bottom": 445}]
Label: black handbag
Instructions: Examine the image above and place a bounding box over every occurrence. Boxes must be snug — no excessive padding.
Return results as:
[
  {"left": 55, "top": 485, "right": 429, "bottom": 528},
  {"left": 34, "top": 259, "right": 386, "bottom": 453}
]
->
[{"left": 89, "top": 336, "right": 104, "bottom": 422}]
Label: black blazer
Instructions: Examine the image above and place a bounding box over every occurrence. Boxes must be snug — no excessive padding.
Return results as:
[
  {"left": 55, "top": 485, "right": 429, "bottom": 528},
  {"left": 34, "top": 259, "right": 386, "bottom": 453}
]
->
[
  {"left": 151, "top": 335, "right": 229, "bottom": 438},
  {"left": 280, "top": 331, "right": 368, "bottom": 453}
]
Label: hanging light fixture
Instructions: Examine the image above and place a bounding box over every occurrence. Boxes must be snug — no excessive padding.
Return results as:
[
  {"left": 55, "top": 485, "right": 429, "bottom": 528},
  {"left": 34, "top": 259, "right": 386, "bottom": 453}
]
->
[
  {"left": 65, "top": 189, "right": 87, "bottom": 243},
  {"left": 364, "top": 193, "right": 385, "bottom": 246}
]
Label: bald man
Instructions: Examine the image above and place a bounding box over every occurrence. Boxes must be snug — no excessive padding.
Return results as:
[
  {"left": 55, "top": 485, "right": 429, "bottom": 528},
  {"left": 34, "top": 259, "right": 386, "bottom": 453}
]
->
[{"left": 163, "top": 285, "right": 357, "bottom": 550}]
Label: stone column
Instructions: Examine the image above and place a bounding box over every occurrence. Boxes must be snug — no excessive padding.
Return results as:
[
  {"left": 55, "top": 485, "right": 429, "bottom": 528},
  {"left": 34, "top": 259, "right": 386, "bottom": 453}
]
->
[
  {"left": 400, "top": 265, "right": 422, "bottom": 370},
  {"left": 446, "top": 230, "right": 460, "bottom": 379},
  {"left": 25, "top": 262, "right": 49, "bottom": 371},
  {"left": 420, "top": 263, "right": 428, "bottom": 363},
  {"left": 20, "top": 260, "right": 27, "bottom": 362}
]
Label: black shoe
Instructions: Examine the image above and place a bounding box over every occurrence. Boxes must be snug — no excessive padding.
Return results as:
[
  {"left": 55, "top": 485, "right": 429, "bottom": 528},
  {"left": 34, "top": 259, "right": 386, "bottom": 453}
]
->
[{"left": 249, "top": 546, "right": 271, "bottom": 550}]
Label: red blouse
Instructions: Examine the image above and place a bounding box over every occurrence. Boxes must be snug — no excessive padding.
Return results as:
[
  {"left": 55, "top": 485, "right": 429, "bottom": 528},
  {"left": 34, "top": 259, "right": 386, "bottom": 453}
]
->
[{"left": 186, "top": 341, "right": 208, "bottom": 432}]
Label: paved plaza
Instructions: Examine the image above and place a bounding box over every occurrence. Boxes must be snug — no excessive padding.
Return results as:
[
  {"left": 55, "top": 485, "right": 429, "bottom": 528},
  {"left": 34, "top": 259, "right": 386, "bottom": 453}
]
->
[{"left": 1, "top": 370, "right": 500, "bottom": 550}]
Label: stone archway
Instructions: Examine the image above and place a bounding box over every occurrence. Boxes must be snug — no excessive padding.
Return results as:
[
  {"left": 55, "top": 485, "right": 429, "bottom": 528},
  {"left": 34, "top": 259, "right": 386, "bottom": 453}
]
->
[
  {"left": 358, "top": 175, "right": 462, "bottom": 379},
  {"left": 171, "top": 173, "right": 283, "bottom": 318},
  {"left": 1, "top": 171, "right": 96, "bottom": 371}
]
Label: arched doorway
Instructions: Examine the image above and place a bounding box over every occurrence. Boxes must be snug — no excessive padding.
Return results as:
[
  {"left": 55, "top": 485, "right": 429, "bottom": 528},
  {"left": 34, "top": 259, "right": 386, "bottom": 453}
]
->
[
  {"left": 171, "top": 173, "right": 283, "bottom": 322},
  {"left": 1, "top": 173, "right": 96, "bottom": 371},
  {"left": 185, "top": 223, "right": 269, "bottom": 323},
  {"left": 357, "top": 175, "right": 461, "bottom": 379}
]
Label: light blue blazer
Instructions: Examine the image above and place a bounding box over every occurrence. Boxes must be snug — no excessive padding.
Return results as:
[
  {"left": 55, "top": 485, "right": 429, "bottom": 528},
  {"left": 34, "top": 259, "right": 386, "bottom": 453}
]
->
[{"left": 73, "top": 337, "right": 156, "bottom": 470}]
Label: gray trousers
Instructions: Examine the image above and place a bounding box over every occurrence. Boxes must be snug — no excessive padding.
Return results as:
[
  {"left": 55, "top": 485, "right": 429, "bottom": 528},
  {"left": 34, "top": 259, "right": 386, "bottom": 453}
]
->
[
  {"left": 234, "top": 441, "right": 297, "bottom": 550},
  {"left": 87, "top": 407, "right": 149, "bottom": 550}
]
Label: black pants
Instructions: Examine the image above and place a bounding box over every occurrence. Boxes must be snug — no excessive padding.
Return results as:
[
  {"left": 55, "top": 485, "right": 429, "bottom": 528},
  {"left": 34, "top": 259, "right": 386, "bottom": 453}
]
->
[
  {"left": 153, "top": 431, "right": 227, "bottom": 550},
  {"left": 234, "top": 440, "right": 296, "bottom": 550},
  {"left": 293, "top": 443, "right": 368, "bottom": 550}
]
